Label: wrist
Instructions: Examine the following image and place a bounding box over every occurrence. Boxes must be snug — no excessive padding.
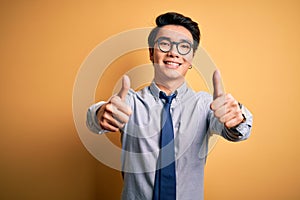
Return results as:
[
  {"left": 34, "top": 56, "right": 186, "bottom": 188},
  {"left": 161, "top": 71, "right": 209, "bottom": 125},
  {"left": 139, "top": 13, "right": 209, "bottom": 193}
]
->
[{"left": 238, "top": 102, "right": 247, "bottom": 123}]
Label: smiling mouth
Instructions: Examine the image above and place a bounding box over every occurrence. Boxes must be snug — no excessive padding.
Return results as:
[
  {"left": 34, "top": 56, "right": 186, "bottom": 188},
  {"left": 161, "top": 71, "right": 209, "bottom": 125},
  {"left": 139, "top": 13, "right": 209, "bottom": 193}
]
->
[{"left": 163, "top": 61, "right": 182, "bottom": 68}]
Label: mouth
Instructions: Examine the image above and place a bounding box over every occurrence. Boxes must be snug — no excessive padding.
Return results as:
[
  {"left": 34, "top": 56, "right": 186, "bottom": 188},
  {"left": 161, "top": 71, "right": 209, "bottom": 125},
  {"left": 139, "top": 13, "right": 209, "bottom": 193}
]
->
[{"left": 163, "top": 61, "right": 182, "bottom": 69}]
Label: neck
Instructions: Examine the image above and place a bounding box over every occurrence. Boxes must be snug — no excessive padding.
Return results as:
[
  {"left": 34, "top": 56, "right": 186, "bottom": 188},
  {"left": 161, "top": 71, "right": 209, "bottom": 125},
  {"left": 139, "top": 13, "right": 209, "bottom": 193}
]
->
[{"left": 154, "top": 78, "right": 184, "bottom": 95}]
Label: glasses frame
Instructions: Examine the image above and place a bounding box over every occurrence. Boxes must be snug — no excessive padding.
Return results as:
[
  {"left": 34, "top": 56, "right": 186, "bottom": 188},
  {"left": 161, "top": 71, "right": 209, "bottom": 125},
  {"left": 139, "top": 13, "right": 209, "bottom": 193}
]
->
[{"left": 155, "top": 37, "right": 193, "bottom": 56}]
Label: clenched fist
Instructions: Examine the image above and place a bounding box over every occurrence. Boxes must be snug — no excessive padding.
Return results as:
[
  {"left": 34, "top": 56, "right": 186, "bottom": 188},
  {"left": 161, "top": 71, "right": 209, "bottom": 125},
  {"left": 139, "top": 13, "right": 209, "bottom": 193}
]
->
[
  {"left": 210, "top": 70, "right": 245, "bottom": 128},
  {"left": 97, "top": 75, "right": 132, "bottom": 132}
]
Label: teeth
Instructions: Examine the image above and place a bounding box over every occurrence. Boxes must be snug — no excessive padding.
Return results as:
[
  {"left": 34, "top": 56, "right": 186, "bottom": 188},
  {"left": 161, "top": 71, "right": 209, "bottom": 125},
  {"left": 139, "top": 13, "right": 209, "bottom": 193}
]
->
[{"left": 166, "top": 61, "right": 180, "bottom": 66}]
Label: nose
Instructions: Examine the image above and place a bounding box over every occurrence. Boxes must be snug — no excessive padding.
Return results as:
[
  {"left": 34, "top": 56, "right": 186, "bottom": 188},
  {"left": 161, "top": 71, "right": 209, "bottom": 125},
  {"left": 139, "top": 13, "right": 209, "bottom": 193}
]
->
[{"left": 167, "top": 43, "right": 180, "bottom": 57}]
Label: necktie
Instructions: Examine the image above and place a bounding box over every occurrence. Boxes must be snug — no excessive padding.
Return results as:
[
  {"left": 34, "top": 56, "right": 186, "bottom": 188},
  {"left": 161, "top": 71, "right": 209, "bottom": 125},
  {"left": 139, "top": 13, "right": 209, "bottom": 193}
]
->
[{"left": 153, "top": 91, "right": 177, "bottom": 200}]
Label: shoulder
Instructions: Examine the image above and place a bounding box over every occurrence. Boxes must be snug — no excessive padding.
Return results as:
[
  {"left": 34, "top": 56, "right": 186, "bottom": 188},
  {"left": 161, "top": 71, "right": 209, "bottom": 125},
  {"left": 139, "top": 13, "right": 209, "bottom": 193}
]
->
[
  {"left": 183, "top": 87, "right": 212, "bottom": 103},
  {"left": 188, "top": 90, "right": 213, "bottom": 109},
  {"left": 125, "top": 85, "right": 153, "bottom": 103},
  {"left": 196, "top": 91, "right": 212, "bottom": 100}
]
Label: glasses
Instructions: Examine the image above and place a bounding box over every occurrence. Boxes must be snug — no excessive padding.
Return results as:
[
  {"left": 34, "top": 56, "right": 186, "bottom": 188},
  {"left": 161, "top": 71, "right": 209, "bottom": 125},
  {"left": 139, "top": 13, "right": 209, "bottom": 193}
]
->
[{"left": 156, "top": 37, "right": 193, "bottom": 55}]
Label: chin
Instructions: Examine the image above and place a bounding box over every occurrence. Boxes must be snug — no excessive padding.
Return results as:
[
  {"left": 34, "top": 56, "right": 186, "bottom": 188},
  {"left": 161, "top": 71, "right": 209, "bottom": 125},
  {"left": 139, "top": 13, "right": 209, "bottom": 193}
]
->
[
  {"left": 163, "top": 71, "right": 185, "bottom": 81},
  {"left": 155, "top": 64, "right": 186, "bottom": 79}
]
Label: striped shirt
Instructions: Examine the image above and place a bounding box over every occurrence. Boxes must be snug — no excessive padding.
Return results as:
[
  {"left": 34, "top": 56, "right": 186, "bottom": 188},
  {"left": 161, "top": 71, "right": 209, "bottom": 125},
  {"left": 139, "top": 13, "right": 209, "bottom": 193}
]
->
[{"left": 86, "top": 82, "right": 252, "bottom": 200}]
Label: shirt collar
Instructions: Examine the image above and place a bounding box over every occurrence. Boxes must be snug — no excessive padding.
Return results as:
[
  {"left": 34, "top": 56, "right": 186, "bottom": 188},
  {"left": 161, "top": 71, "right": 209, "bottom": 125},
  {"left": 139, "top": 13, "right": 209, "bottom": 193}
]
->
[{"left": 149, "top": 81, "right": 188, "bottom": 101}]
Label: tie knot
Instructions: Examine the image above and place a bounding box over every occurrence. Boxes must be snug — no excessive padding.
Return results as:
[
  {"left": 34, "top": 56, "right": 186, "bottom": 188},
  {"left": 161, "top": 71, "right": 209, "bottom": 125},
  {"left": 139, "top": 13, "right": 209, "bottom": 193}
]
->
[{"left": 159, "top": 91, "right": 176, "bottom": 104}]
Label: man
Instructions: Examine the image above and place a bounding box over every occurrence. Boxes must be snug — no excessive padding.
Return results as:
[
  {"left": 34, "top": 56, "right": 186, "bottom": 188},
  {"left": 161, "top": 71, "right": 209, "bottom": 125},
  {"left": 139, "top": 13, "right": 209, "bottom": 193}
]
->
[{"left": 87, "top": 12, "right": 252, "bottom": 200}]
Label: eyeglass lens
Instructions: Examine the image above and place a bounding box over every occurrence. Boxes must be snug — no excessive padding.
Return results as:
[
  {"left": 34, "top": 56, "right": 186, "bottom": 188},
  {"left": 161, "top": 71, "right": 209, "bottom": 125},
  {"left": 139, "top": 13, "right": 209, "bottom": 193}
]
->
[{"left": 157, "top": 38, "right": 192, "bottom": 55}]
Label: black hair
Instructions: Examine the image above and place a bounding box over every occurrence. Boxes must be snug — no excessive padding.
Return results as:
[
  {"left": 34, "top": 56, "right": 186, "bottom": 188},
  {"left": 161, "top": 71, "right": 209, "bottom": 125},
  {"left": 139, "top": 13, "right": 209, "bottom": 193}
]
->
[{"left": 148, "top": 12, "right": 201, "bottom": 54}]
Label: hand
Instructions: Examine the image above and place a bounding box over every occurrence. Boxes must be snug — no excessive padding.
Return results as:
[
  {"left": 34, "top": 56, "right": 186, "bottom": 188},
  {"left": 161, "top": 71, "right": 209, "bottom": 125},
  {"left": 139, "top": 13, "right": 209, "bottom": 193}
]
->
[
  {"left": 97, "top": 75, "right": 132, "bottom": 132},
  {"left": 210, "top": 70, "right": 244, "bottom": 128}
]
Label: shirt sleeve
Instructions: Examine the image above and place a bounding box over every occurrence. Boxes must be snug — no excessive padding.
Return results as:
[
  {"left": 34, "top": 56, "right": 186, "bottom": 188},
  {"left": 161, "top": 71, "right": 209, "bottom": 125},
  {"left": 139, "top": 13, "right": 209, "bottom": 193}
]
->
[{"left": 86, "top": 101, "right": 109, "bottom": 134}]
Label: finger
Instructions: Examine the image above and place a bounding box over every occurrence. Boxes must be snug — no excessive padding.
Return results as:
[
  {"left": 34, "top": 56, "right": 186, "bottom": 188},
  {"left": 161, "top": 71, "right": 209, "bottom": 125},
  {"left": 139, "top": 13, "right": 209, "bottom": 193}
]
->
[
  {"left": 213, "top": 104, "right": 229, "bottom": 119},
  {"left": 100, "top": 120, "right": 120, "bottom": 132},
  {"left": 110, "top": 96, "right": 132, "bottom": 115},
  {"left": 117, "top": 75, "right": 131, "bottom": 101},
  {"left": 219, "top": 110, "right": 238, "bottom": 124},
  {"left": 213, "top": 94, "right": 239, "bottom": 116},
  {"left": 99, "top": 112, "right": 120, "bottom": 132},
  {"left": 105, "top": 103, "right": 130, "bottom": 124},
  {"left": 224, "top": 115, "right": 244, "bottom": 128},
  {"left": 210, "top": 93, "right": 234, "bottom": 111},
  {"left": 212, "top": 69, "right": 224, "bottom": 100},
  {"left": 112, "top": 110, "right": 130, "bottom": 125},
  {"left": 102, "top": 111, "right": 126, "bottom": 129},
  {"left": 217, "top": 106, "right": 244, "bottom": 128},
  {"left": 210, "top": 96, "right": 225, "bottom": 111}
]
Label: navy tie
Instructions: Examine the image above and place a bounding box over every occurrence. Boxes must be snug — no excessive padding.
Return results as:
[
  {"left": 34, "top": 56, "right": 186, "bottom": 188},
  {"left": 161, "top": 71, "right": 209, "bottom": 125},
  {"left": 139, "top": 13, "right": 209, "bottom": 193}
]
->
[{"left": 153, "top": 91, "right": 177, "bottom": 200}]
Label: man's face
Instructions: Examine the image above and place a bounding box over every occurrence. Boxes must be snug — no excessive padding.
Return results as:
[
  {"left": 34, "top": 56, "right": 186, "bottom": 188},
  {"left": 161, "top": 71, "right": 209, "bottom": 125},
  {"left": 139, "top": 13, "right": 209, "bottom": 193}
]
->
[{"left": 150, "top": 25, "right": 194, "bottom": 82}]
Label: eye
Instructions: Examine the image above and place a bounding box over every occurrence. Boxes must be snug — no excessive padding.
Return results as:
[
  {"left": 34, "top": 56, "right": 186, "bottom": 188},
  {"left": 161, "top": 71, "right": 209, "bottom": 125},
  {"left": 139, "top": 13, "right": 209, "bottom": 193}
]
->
[
  {"left": 159, "top": 40, "right": 170, "bottom": 46},
  {"left": 179, "top": 43, "right": 191, "bottom": 49}
]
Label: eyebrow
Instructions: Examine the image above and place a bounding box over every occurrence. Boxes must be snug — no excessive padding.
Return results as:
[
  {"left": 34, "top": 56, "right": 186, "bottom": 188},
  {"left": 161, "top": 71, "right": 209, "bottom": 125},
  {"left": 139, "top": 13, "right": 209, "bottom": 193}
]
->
[
  {"left": 180, "top": 39, "right": 193, "bottom": 44},
  {"left": 157, "top": 36, "right": 192, "bottom": 44}
]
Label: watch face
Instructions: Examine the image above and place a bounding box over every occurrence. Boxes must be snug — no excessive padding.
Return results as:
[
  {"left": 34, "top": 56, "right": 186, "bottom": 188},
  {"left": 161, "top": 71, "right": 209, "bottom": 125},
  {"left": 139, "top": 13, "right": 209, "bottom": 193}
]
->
[
  {"left": 238, "top": 103, "right": 246, "bottom": 120},
  {"left": 241, "top": 113, "right": 246, "bottom": 123}
]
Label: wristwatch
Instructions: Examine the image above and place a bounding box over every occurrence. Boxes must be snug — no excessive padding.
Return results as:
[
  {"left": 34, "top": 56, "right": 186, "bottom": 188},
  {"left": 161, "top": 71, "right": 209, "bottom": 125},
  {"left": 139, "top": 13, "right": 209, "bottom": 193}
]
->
[{"left": 238, "top": 102, "right": 247, "bottom": 123}]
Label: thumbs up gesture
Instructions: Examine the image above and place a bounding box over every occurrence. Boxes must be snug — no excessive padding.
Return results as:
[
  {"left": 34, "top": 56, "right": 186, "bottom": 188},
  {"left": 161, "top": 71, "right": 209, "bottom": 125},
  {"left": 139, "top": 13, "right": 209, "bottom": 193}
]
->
[
  {"left": 210, "top": 70, "right": 245, "bottom": 128},
  {"left": 97, "top": 75, "right": 132, "bottom": 132}
]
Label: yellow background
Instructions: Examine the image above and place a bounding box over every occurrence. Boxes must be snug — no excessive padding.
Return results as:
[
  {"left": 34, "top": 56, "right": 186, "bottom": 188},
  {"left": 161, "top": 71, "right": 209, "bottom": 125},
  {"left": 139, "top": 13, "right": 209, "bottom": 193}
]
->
[{"left": 1, "top": 0, "right": 300, "bottom": 199}]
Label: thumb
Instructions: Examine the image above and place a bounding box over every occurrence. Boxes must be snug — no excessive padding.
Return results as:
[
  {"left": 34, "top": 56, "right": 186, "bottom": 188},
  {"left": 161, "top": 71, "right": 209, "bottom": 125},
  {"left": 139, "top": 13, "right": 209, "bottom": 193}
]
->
[
  {"left": 212, "top": 69, "right": 224, "bottom": 99},
  {"left": 117, "top": 75, "right": 131, "bottom": 101}
]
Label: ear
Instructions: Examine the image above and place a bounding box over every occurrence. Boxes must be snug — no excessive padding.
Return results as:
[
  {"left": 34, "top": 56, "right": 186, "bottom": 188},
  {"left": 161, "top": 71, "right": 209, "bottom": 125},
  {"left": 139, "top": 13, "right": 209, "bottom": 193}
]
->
[{"left": 149, "top": 48, "right": 154, "bottom": 63}]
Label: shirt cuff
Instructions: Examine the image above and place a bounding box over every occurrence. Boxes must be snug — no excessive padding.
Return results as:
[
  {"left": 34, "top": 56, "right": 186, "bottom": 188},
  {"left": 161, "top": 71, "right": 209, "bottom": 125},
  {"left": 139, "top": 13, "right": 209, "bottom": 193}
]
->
[
  {"left": 223, "top": 103, "right": 252, "bottom": 141},
  {"left": 224, "top": 123, "right": 250, "bottom": 141},
  {"left": 86, "top": 101, "right": 109, "bottom": 134}
]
